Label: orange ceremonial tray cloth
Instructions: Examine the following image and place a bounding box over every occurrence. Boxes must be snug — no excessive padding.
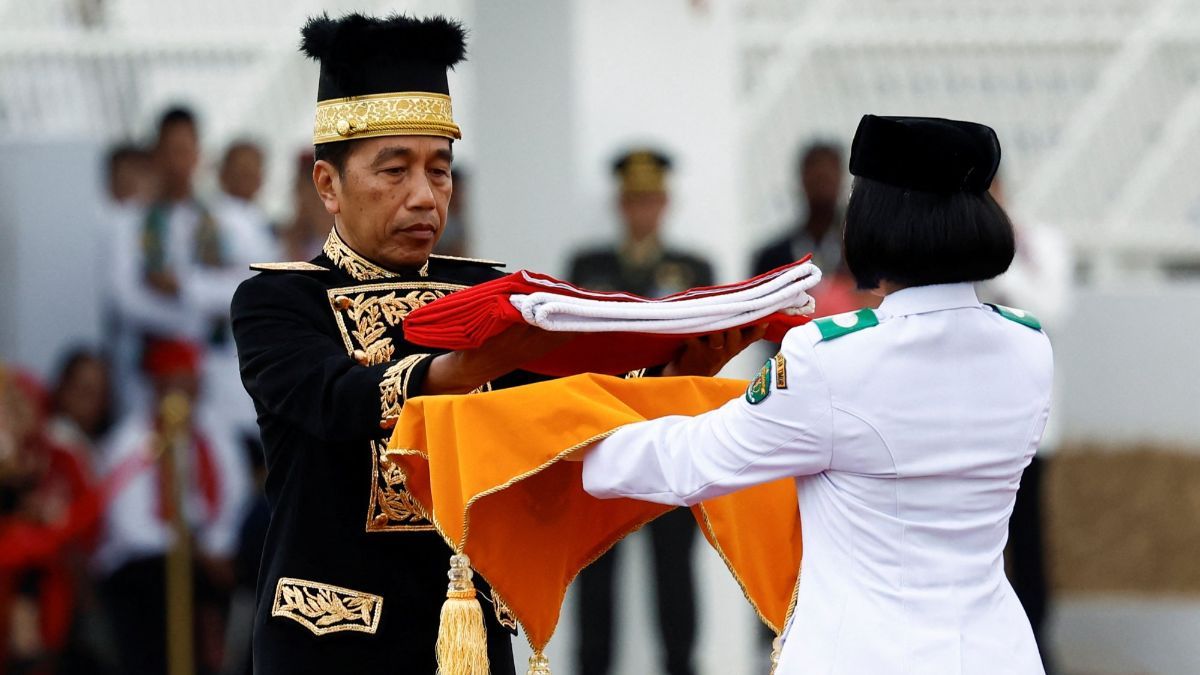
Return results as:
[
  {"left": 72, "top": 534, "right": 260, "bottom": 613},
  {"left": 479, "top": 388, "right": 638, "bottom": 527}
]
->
[{"left": 387, "top": 373, "right": 803, "bottom": 653}]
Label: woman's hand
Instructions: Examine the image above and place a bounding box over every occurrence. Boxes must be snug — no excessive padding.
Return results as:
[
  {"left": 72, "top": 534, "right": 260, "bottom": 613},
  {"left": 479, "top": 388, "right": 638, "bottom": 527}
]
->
[{"left": 662, "top": 324, "right": 768, "bottom": 378}]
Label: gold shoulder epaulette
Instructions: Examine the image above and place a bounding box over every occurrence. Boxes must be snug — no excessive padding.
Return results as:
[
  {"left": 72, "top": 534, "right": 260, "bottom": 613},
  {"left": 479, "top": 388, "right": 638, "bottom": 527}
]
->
[
  {"left": 249, "top": 262, "right": 331, "bottom": 273},
  {"left": 428, "top": 254, "right": 506, "bottom": 268}
]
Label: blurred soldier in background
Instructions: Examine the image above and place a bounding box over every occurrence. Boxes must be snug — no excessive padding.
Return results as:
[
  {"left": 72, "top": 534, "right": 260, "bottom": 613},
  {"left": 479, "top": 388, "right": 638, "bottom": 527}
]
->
[
  {"left": 751, "top": 142, "right": 863, "bottom": 318},
  {"left": 433, "top": 166, "right": 473, "bottom": 257},
  {"left": 567, "top": 148, "right": 710, "bottom": 675}
]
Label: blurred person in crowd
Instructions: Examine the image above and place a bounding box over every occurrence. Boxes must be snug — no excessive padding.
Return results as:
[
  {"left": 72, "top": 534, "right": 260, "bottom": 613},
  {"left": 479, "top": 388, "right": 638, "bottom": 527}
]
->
[
  {"left": 94, "top": 340, "right": 250, "bottom": 675},
  {"left": 47, "top": 349, "right": 113, "bottom": 457},
  {"left": 433, "top": 166, "right": 471, "bottom": 257},
  {"left": 981, "top": 174, "right": 1073, "bottom": 674},
  {"left": 566, "top": 148, "right": 711, "bottom": 675},
  {"left": 207, "top": 140, "right": 281, "bottom": 448},
  {"left": 0, "top": 367, "right": 104, "bottom": 675},
  {"left": 103, "top": 144, "right": 156, "bottom": 216},
  {"left": 45, "top": 349, "right": 118, "bottom": 674},
  {"left": 280, "top": 150, "right": 332, "bottom": 261},
  {"left": 751, "top": 142, "right": 864, "bottom": 318},
  {"left": 108, "top": 106, "right": 213, "bottom": 414}
]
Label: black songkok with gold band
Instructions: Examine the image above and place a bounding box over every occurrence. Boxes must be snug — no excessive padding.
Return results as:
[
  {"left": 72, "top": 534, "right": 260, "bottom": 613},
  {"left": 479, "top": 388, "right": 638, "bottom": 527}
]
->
[
  {"left": 300, "top": 13, "right": 466, "bottom": 145},
  {"left": 613, "top": 149, "right": 672, "bottom": 194},
  {"left": 849, "top": 115, "right": 1001, "bottom": 194}
]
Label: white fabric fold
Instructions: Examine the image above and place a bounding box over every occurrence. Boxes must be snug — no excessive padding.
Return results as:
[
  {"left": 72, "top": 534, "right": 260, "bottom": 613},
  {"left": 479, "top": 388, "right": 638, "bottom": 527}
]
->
[{"left": 509, "top": 262, "right": 822, "bottom": 334}]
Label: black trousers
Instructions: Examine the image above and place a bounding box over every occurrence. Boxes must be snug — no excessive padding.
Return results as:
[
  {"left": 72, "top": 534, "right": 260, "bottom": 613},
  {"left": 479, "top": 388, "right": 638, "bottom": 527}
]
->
[
  {"left": 576, "top": 507, "right": 697, "bottom": 675},
  {"left": 1008, "top": 455, "right": 1054, "bottom": 674}
]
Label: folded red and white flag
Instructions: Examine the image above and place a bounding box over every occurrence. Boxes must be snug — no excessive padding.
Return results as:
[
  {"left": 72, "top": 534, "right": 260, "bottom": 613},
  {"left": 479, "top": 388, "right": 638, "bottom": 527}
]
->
[{"left": 403, "top": 257, "right": 820, "bottom": 376}]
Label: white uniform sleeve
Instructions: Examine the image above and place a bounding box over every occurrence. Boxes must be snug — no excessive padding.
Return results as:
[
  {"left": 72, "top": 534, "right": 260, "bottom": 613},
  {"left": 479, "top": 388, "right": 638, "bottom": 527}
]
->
[{"left": 582, "top": 328, "right": 834, "bottom": 506}]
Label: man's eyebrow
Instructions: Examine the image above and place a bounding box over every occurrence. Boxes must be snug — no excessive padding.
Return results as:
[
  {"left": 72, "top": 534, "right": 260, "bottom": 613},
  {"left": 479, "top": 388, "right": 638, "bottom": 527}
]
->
[
  {"left": 434, "top": 147, "right": 454, "bottom": 163},
  {"left": 371, "top": 146, "right": 413, "bottom": 166}
]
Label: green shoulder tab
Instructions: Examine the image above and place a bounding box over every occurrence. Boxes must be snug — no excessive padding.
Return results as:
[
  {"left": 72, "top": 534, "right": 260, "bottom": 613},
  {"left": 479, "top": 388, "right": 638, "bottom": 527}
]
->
[
  {"left": 813, "top": 308, "right": 879, "bottom": 342},
  {"left": 985, "top": 303, "right": 1042, "bottom": 331}
]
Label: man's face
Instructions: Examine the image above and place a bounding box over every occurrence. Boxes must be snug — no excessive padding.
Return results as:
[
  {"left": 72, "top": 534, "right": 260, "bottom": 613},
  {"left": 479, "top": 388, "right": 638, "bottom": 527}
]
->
[
  {"left": 801, "top": 153, "right": 843, "bottom": 211},
  {"left": 221, "top": 146, "right": 264, "bottom": 201},
  {"left": 618, "top": 192, "right": 668, "bottom": 241},
  {"left": 156, "top": 122, "right": 199, "bottom": 191},
  {"left": 315, "top": 136, "right": 453, "bottom": 269}
]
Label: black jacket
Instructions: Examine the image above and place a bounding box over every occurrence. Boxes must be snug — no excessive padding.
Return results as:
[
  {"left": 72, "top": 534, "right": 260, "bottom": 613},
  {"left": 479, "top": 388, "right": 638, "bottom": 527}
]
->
[{"left": 232, "top": 232, "right": 528, "bottom": 675}]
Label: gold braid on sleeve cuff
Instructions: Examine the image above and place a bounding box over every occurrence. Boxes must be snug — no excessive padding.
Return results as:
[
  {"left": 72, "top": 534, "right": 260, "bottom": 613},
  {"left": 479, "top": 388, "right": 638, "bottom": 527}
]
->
[{"left": 379, "top": 354, "right": 431, "bottom": 429}]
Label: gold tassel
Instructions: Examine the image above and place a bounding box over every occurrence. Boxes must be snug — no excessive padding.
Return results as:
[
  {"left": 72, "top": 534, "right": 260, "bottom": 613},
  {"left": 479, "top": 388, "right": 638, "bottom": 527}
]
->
[
  {"left": 527, "top": 652, "right": 551, "bottom": 675},
  {"left": 436, "top": 553, "right": 490, "bottom": 675}
]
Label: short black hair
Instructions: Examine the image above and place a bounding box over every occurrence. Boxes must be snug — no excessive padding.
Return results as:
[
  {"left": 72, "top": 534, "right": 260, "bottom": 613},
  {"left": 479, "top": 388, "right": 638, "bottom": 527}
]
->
[
  {"left": 843, "top": 177, "right": 1014, "bottom": 290},
  {"left": 797, "top": 142, "right": 842, "bottom": 177},
  {"left": 313, "top": 139, "right": 357, "bottom": 175},
  {"left": 106, "top": 143, "right": 148, "bottom": 174},
  {"left": 314, "top": 137, "right": 454, "bottom": 176},
  {"left": 157, "top": 106, "right": 198, "bottom": 140}
]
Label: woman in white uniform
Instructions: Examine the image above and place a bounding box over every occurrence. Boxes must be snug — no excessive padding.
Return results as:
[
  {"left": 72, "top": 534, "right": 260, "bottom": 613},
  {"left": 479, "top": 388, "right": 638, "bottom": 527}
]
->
[{"left": 580, "top": 115, "right": 1050, "bottom": 674}]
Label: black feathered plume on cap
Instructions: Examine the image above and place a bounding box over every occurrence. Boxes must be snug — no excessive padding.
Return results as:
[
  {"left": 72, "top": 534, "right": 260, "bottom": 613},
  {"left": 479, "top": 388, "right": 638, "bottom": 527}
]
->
[
  {"left": 300, "top": 13, "right": 467, "bottom": 101},
  {"left": 849, "top": 115, "right": 1000, "bottom": 193}
]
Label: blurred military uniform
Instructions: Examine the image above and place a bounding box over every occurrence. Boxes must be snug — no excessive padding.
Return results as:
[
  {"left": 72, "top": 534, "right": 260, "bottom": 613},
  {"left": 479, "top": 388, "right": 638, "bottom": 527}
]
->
[
  {"left": 566, "top": 149, "right": 709, "bottom": 675},
  {"left": 231, "top": 15, "right": 528, "bottom": 675}
]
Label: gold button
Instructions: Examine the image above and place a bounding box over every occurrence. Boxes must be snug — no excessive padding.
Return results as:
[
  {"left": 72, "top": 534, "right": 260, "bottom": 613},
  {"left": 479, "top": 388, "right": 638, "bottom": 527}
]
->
[
  {"left": 379, "top": 417, "right": 397, "bottom": 430},
  {"left": 333, "top": 295, "right": 352, "bottom": 310},
  {"left": 336, "top": 118, "right": 352, "bottom": 136},
  {"left": 352, "top": 349, "right": 369, "bottom": 365}
]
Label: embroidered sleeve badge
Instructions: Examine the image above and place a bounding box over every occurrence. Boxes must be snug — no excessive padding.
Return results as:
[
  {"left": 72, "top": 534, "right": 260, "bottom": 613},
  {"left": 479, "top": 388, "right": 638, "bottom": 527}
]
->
[{"left": 746, "top": 358, "right": 774, "bottom": 405}]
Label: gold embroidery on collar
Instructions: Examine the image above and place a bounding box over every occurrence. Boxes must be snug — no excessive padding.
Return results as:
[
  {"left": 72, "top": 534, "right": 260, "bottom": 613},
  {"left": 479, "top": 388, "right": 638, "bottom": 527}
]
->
[
  {"left": 271, "top": 577, "right": 383, "bottom": 636},
  {"left": 323, "top": 230, "right": 429, "bottom": 281},
  {"left": 327, "top": 283, "right": 465, "bottom": 365}
]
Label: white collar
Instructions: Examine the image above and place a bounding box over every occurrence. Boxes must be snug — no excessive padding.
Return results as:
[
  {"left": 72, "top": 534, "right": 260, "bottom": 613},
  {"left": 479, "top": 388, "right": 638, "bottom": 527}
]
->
[{"left": 877, "top": 283, "right": 981, "bottom": 317}]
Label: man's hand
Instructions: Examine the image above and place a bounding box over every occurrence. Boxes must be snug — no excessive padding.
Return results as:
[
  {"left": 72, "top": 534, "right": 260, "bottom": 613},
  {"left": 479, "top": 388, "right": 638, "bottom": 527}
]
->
[
  {"left": 425, "top": 324, "right": 572, "bottom": 395},
  {"left": 662, "top": 324, "right": 768, "bottom": 378}
]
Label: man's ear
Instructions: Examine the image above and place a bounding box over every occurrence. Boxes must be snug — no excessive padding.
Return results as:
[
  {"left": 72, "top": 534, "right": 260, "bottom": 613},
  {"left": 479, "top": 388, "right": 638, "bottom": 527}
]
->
[{"left": 313, "top": 160, "right": 341, "bottom": 215}]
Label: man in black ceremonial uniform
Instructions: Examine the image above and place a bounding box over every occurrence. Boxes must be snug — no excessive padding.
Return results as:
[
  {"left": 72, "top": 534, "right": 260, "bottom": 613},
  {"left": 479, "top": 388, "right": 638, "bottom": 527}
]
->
[
  {"left": 233, "top": 15, "right": 760, "bottom": 675},
  {"left": 230, "top": 15, "right": 565, "bottom": 675}
]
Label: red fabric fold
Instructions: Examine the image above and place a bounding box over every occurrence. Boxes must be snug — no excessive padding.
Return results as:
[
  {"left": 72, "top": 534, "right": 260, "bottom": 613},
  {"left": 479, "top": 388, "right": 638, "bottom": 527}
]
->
[{"left": 403, "top": 257, "right": 814, "bottom": 376}]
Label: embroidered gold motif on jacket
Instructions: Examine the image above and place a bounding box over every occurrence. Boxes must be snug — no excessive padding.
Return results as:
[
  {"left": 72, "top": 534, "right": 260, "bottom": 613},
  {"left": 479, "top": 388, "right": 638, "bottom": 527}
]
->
[
  {"left": 367, "top": 441, "right": 436, "bottom": 532},
  {"left": 271, "top": 577, "right": 383, "bottom": 636},
  {"left": 379, "top": 354, "right": 429, "bottom": 427},
  {"left": 323, "top": 229, "right": 428, "bottom": 280},
  {"left": 327, "top": 283, "right": 465, "bottom": 365}
]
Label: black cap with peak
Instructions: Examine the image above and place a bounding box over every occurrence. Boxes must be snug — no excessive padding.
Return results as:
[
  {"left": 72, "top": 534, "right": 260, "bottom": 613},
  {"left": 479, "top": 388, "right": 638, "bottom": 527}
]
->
[{"left": 848, "top": 115, "right": 1001, "bottom": 194}]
